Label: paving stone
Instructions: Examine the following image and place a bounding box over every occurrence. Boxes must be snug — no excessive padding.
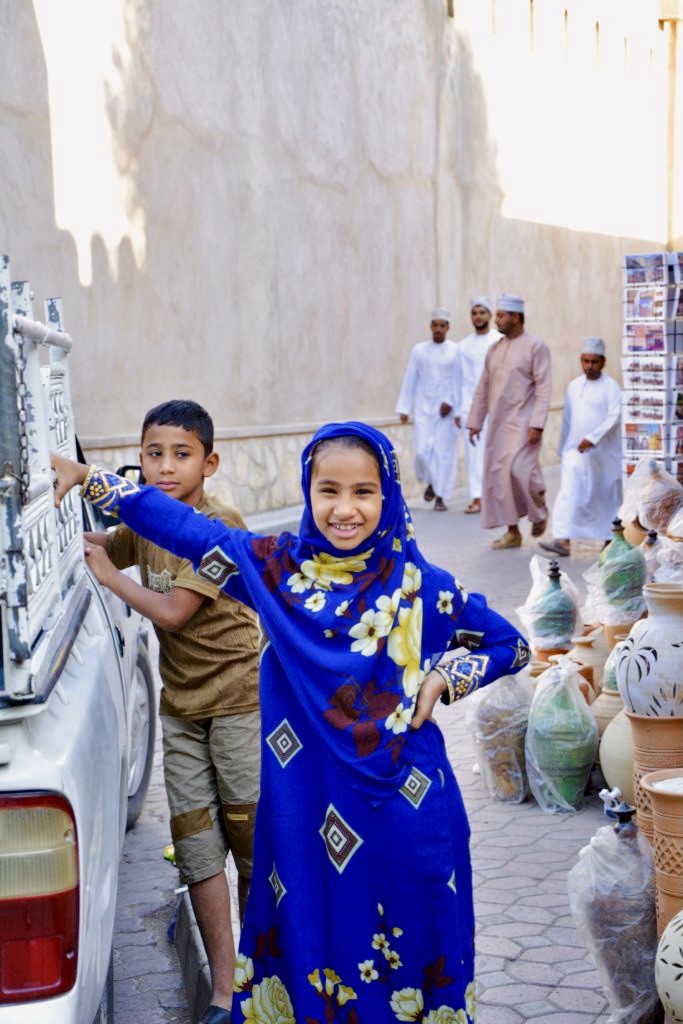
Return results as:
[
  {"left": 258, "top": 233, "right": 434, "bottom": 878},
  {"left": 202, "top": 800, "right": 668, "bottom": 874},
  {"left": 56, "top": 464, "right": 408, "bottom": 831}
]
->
[
  {"left": 550, "top": 985, "right": 608, "bottom": 1013},
  {"left": 483, "top": 983, "right": 552, "bottom": 1005}
]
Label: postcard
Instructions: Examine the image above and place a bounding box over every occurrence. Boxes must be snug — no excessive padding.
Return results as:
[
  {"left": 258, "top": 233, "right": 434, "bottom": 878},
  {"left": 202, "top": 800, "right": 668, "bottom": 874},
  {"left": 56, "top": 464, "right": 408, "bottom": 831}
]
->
[
  {"left": 624, "top": 252, "right": 667, "bottom": 287},
  {"left": 623, "top": 286, "right": 668, "bottom": 320}
]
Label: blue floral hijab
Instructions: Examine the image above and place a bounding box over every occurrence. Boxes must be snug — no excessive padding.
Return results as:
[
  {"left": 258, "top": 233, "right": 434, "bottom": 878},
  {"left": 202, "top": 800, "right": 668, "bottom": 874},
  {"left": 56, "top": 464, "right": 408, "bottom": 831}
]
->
[{"left": 238, "top": 422, "right": 471, "bottom": 796}]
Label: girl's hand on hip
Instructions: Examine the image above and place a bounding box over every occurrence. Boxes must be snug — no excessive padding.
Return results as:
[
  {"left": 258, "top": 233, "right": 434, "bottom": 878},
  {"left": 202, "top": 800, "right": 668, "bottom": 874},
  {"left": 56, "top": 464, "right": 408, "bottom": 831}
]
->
[{"left": 411, "top": 670, "right": 447, "bottom": 729}]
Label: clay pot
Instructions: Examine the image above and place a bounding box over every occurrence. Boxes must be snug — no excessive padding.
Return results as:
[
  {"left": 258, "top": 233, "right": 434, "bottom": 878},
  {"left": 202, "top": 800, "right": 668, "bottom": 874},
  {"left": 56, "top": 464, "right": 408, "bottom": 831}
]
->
[
  {"left": 623, "top": 517, "right": 648, "bottom": 548},
  {"left": 655, "top": 909, "right": 683, "bottom": 1022},
  {"left": 641, "top": 770, "right": 683, "bottom": 934},
  {"left": 528, "top": 660, "right": 551, "bottom": 679},
  {"left": 626, "top": 712, "right": 683, "bottom": 845},
  {"left": 592, "top": 687, "right": 625, "bottom": 740},
  {"left": 616, "top": 583, "right": 683, "bottom": 716},
  {"left": 567, "top": 628, "right": 609, "bottom": 689},
  {"left": 598, "top": 707, "right": 634, "bottom": 802},
  {"left": 533, "top": 645, "right": 570, "bottom": 662},
  {"left": 603, "top": 622, "right": 637, "bottom": 651}
]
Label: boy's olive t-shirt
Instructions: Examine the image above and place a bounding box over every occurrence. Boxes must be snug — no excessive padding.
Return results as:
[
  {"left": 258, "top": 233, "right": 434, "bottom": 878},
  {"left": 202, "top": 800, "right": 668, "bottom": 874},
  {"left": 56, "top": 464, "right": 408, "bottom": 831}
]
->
[{"left": 105, "top": 492, "right": 260, "bottom": 719}]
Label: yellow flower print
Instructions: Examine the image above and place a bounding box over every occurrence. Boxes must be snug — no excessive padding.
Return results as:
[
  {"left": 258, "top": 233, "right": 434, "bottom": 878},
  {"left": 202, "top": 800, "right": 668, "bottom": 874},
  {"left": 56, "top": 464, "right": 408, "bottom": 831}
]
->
[
  {"left": 406, "top": 519, "right": 416, "bottom": 540},
  {"left": 337, "top": 983, "right": 358, "bottom": 1006},
  {"left": 392, "top": 926, "right": 403, "bottom": 937},
  {"left": 393, "top": 537, "right": 402, "bottom": 552},
  {"left": 299, "top": 551, "right": 372, "bottom": 591},
  {"left": 349, "top": 609, "right": 390, "bottom": 656},
  {"left": 387, "top": 598, "right": 424, "bottom": 697},
  {"left": 335, "top": 599, "right": 351, "bottom": 617},
  {"left": 324, "top": 629, "right": 335, "bottom": 638},
  {"left": 385, "top": 702, "right": 412, "bottom": 735},
  {"left": 358, "top": 959, "right": 378, "bottom": 983},
  {"left": 437, "top": 590, "right": 454, "bottom": 615},
  {"left": 234, "top": 953, "right": 254, "bottom": 992},
  {"left": 241, "top": 975, "right": 295, "bottom": 1024},
  {"left": 455, "top": 578, "right": 469, "bottom": 603},
  {"left": 323, "top": 968, "right": 341, "bottom": 995},
  {"left": 390, "top": 987, "right": 424, "bottom": 1021},
  {"left": 465, "top": 980, "right": 476, "bottom": 1018},
  {"left": 423, "top": 1008, "right": 467, "bottom": 1024},
  {"left": 377, "top": 902, "right": 384, "bottom": 915},
  {"left": 402, "top": 561, "right": 422, "bottom": 596},
  {"left": 307, "top": 968, "right": 322, "bottom": 992},
  {"left": 305, "top": 592, "right": 326, "bottom": 613},
  {"left": 372, "top": 932, "right": 390, "bottom": 952}
]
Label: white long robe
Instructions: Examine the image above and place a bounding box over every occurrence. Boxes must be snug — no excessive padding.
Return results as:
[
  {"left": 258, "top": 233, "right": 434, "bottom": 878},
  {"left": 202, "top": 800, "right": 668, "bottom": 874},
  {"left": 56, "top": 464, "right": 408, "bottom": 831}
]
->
[
  {"left": 551, "top": 372, "right": 622, "bottom": 540},
  {"left": 453, "top": 329, "right": 501, "bottom": 499},
  {"left": 396, "top": 339, "right": 459, "bottom": 500}
]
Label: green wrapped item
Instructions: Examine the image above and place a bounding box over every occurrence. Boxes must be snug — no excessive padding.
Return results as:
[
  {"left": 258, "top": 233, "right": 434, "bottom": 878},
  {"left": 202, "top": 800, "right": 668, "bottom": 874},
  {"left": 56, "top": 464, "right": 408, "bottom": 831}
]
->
[
  {"left": 532, "top": 561, "right": 577, "bottom": 646},
  {"left": 600, "top": 519, "right": 646, "bottom": 607},
  {"left": 525, "top": 660, "right": 598, "bottom": 813}
]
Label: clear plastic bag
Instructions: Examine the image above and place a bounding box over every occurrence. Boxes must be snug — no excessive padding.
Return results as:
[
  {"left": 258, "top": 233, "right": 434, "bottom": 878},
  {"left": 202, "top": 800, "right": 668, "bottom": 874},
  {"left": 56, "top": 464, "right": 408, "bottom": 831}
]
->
[
  {"left": 619, "top": 458, "right": 683, "bottom": 534},
  {"left": 525, "top": 659, "right": 598, "bottom": 813},
  {"left": 653, "top": 534, "right": 683, "bottom": 584},
  {"left": 516, "top": 556, "right": 581, "bottom": 650},
  {"left": 469, "top": 672, "right": 534, "bottom": 804},
  {"left": 582, "top": 537, "right": 647, "bottom": 626},
  {"left": 567, "top": 821, "right": 659, "bottom": 1024}
]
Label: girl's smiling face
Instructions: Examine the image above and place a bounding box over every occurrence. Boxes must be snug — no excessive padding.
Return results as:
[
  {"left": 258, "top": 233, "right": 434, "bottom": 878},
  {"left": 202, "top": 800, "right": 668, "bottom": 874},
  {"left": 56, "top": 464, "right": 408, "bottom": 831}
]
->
[{"left": 310, "top": 443, "right": 383, "bottom": 550}]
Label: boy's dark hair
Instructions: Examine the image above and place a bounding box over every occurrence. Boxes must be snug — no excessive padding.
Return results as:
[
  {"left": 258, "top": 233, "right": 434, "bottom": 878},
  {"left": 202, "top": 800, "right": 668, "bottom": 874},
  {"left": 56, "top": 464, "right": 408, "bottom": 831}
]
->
[{"left": 141, "top": 400, "right": 214, "bottom": 456}]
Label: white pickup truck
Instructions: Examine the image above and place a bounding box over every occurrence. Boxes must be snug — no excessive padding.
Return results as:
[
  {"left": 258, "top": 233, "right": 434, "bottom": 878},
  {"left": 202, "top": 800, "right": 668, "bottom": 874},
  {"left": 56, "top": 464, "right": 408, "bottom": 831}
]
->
[{"left": 0, "top": 255, "right": 155, "bottom": 1023}]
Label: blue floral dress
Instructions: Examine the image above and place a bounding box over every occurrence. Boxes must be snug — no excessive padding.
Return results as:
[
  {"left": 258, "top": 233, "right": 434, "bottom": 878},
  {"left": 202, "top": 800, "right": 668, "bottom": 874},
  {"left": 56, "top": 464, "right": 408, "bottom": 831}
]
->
[{"left": 81, "top": 421, "right": 529, "bottom": 1024}]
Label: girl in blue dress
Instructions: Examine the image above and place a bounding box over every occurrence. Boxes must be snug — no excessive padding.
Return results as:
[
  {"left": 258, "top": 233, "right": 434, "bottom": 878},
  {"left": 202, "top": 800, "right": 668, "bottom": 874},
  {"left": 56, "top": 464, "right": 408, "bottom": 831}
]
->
[{"left": 53, "top": 421, "right": 529, "bottom": 1024}]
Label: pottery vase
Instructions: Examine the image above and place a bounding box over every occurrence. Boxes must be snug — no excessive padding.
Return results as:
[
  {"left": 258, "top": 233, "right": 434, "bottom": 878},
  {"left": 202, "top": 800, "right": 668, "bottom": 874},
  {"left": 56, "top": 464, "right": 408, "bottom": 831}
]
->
[
  {"left": 599, "top": 519, "right": 647, "bottom": 639},
  {"left": 623, "top": 517, "right": 648, "bottom": 548},
  {"left": 641, "top": 770, "right": 683, "bottom": 934},
  {"left": 626, "top": 712, "right": 683, "bottom": 844},
  {"left": 597, "top": 707, "right": 634, "bottom": 801},
  {"left": 567, "top": 628, "right": 609, "bottom": 689},
  {"left": 616, "top": 583, "right": 683, "bottom": 716},
  {"left": 601, "top": 635, "right": 629, "bottom": 692},
  {"left": 655, "top": 909, "right": 683, "bottom": 1022},
  {"left": 531, "top": 561, "right": 577, "bottom": 655}
]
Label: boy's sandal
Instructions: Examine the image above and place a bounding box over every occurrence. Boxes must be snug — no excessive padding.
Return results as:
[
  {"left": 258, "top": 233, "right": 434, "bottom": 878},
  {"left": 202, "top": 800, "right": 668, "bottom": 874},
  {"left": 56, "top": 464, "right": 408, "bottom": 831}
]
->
[{"left": 464, "top": 500, "right": 481, "bottom": 514}]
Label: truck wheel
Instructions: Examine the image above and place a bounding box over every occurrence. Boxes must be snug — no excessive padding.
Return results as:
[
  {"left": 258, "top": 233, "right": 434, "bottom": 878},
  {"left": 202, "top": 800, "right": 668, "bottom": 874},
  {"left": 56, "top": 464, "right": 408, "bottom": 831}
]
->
[
  {"left": 126, "top": 646, "right": 156, "bottom": 830},
  {"left": 92, "top": 952, "right": 114, "bottom": 1024}
]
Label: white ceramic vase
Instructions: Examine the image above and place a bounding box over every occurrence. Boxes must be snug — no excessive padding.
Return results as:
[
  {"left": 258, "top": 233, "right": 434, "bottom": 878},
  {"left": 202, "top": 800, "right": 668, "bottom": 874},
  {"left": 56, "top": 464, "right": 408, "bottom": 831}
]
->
[
  {"left": 655, "top": 908, "right": 683, "bottom": 1022},
  {"left": 616, "top": 583, "right": 683, "bottom": 716}
]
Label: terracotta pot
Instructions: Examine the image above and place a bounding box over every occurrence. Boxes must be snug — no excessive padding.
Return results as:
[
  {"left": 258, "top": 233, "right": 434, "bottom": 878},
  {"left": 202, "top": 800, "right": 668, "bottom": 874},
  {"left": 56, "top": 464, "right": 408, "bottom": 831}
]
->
[
  {"left": 655, "top": 909, "right": 683, "bottom": 1022},
  {"left": 592, "top": 687, "right": 625, "bottom": 742},
  {"left": 623, "top": 517, "right": 648, "bottom": 548},
  {"left": 616, "top": 583, "right": 683, "bottom": 716},
  {"left": 626, "top": 712, "right": 683, "bottom": 845},
  {"left": 603, "top": 622, "right": 637, "bottom": 651},
  {"left": 533, "top": 645, "right": 570, "bottom": 662},
  {"left": 641, "top": 770, "right": 683, "bottom": 935},
  {"left": 567, "top": 628, "right": 609, "bottom": 689},
  {"left": 598, "top": 708, "right": 634, "bottom": 802},
  {"left": 528, "top": 660, "right": 550, "bottom": 679}
]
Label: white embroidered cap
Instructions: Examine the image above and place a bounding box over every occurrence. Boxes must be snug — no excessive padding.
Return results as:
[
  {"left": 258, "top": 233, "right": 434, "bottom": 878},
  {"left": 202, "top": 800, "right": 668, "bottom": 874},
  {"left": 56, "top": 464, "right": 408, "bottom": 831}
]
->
[
  {"left": 470, "top": 295, "right": 493, "bottom": 312},
  {"left": 431, "top": 307, "right": 451, "bottom": 323},
  {"left": 497, "top": 293, "right": 525, "bottom": 313},
  {"left": 581, "top": 337, "right": 606, "bottom": 356}
]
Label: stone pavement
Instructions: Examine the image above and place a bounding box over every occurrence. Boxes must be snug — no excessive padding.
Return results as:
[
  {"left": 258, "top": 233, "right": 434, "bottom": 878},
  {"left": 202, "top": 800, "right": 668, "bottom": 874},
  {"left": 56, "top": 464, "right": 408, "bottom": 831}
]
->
[{"left": 114, "top": 464, "right": 623, "bottom": 1023}]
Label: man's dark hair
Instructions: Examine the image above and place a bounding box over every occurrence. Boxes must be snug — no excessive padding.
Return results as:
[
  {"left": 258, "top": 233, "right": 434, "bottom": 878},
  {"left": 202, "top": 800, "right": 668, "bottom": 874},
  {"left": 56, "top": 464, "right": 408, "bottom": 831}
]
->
[
  {"left": 141, "top": 400, "right": 214, "bottom": 456},
  {"left": 518, "top": 312, "right": 525, "bottom": 326}
]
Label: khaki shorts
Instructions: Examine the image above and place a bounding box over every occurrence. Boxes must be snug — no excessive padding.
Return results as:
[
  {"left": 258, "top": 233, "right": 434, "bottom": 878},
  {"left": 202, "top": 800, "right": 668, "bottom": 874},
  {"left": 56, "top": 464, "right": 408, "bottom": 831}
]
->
[{"left": 161, "top": 711, "right": 260, "bottom": 886}]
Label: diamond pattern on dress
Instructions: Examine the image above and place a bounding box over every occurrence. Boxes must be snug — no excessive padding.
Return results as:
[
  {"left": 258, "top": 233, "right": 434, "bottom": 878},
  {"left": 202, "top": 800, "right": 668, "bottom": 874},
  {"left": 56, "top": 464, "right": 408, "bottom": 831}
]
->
[
  {"left": 266, "top": 720, "right": 303, "bottom": 768},
  {"left": 269, "top": 863, "right": 286, "bottom": 906},
  {"left": 399, "top": 767, "right": 432, "bottom": 809},
  {"left": 197, "top": 545, "right": 238, "bottom": 587},
  {"left": 319, "top": 805, "right": 363, "bottom": 874}
]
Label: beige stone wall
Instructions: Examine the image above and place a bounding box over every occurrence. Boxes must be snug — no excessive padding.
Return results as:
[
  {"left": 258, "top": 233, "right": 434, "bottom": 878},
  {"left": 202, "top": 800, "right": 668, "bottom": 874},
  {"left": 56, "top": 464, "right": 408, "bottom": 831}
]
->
[{"left": 1, "top": 1, "right": 678, "bottom": 512}]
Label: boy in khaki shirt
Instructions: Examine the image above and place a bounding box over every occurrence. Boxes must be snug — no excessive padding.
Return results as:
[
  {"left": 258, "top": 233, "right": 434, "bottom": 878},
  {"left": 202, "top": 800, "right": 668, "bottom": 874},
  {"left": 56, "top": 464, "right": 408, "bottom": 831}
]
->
[{"left": 84, "top": 400, "right": 259, "bottom": 1024}]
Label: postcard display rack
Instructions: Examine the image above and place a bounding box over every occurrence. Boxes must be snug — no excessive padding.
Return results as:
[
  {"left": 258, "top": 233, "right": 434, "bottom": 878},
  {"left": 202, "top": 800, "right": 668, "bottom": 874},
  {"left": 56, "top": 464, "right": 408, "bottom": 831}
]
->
[{"left": 622, "top": 252, "right": 683, "bottom": 486}]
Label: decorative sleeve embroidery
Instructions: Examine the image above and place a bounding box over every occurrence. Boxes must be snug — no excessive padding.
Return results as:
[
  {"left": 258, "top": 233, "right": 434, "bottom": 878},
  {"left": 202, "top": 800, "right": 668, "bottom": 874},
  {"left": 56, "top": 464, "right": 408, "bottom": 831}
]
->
[
  {"left": 80, "top": 466, "right": 141, "bottom": 519},
  {"left": 435, "top": 654, "right": 491, "bottom": 705}
]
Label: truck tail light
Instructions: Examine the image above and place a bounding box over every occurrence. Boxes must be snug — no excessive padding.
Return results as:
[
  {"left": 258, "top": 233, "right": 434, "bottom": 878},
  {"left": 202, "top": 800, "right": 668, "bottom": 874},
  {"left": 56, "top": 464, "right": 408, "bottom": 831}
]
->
[{"left": 0, "top": 793, "right": 79, "bottom": 1003}]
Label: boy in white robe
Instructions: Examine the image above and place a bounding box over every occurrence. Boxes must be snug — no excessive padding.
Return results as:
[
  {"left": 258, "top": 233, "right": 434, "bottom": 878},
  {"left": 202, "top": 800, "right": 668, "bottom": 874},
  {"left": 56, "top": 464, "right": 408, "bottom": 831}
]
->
[
  {"left": 540, "top": 338, "right": 622, "bottom": 557},
  {"left": 396, "top": 306, "right": 459, "bottom": 511}
]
